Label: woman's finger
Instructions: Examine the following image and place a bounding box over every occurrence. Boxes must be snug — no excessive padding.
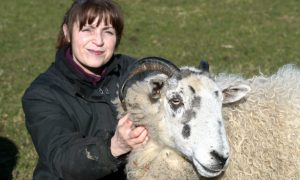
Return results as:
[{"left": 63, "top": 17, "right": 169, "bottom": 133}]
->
[
  {"left": 128, "top": 128, "right": 148, "bottom": 146},
  {"left": 118, "top": 113, "right": 130, "bottom": 126},
  {"left": 130, "top": 126, "right": 146, "bottom": 138}
]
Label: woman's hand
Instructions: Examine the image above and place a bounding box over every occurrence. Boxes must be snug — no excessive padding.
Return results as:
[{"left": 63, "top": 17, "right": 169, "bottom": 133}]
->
[{"left": 110, "top": 114, "right": 148, "bottom": 157}]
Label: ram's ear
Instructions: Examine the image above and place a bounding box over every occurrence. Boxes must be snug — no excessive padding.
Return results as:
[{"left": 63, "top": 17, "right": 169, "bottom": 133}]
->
[
  {"left": 148, "top": 74, "right": 168, "bottom": 100},
  {"left": 222, "top": 84, "right": 251, "bottom": 104}
]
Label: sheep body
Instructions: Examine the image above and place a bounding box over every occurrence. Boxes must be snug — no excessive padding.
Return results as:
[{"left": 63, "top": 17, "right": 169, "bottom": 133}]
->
[{"left": 217, "top": 64, "right": 300, "bottom": 179}]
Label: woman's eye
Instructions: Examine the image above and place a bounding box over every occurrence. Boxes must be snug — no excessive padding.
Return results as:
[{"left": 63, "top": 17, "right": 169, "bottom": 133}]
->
[
  {"left": 105, "top": 30, "right": 115, "bottom": 35},
  {"left": 81, "top": 28, "right": 91, "bottom": 32}
]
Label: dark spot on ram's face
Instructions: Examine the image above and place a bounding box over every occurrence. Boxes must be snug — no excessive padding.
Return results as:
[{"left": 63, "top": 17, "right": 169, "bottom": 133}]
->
[
  {"left": 172, "top": 112, "right": 176, "bottom": 118},
  {"left": 218, "top": 120, "right": 223, "bottom": 134},
  {"left": 192, "top": 96, "right": 201, "bottom": 108},
  {"left": 189, "top": 85, "right": 195, "bottom": 94},
  {"left": 183, "top": 109, "right": 196, "bottom": 123},
  {"left": 214, "top": 91, "right": 219, "bottom": 98},
  {"left": 179, "top": 88, "right": 184, "bottom": 95},
  {"left": 182, "top": 124, "right": 191, "bottom": 139}
]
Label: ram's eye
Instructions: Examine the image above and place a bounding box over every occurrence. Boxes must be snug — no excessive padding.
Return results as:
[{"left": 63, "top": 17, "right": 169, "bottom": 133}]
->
[
  {"left": 169, "top": 97, "right": 183, "bottom": 111},
  {"left": 171, "top": 98, "right": 182, "bottom": 105}
]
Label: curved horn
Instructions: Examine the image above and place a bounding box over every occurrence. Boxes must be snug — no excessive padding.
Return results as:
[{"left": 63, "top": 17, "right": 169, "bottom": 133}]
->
[{"left": 119, "top": 56, "right": 180, "bottom": 111}]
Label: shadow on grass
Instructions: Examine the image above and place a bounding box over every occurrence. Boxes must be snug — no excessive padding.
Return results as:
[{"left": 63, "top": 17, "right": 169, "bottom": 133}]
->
[{"left": 0, "top": 137, "right": 19, "bottom": 180}]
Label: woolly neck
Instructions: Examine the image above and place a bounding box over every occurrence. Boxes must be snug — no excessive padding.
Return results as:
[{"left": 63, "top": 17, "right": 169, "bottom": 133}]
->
[{"left": 65, "top": 47, "right": 107, "bottom": 86}]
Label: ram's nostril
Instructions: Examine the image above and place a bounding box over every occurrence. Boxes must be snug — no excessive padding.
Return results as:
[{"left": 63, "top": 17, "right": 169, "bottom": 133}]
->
[{"left": 210, "top": 150, "right": 228, "bottom": 167}]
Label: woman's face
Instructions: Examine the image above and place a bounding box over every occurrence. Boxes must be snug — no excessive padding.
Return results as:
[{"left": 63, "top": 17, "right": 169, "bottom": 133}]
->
[{"left": 64, "top": 17, "right": 117, "bottom": 75}]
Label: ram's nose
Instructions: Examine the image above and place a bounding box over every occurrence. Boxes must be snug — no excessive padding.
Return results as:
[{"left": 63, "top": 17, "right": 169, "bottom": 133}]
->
[{"left": 210, "top": 150, "right": 229, "bottom": 169}]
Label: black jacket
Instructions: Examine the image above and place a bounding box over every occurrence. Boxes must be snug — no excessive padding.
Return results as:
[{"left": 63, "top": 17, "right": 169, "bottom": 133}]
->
[{"left": 22, "top": 47, "right": 136, "bottom": 180}]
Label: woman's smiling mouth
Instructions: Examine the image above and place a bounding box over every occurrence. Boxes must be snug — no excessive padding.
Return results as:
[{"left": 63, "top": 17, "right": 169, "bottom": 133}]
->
[{"left": 88, "top": 49, "right": 104, "bottom": 56}]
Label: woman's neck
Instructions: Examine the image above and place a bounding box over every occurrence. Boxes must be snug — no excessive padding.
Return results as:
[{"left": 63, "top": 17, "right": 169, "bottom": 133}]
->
[{"left": 65, "top": 47, "right": 107, "bottom": 85}]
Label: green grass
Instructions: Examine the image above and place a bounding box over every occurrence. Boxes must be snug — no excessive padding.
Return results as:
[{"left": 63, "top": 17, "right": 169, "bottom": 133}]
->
[{"left": 0, "top": 0, "right": 299, "bottom": 179}]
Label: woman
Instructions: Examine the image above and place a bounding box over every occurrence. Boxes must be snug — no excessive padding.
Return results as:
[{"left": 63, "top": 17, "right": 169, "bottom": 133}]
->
[{"left": 22, "top": 0, "right": 148, "bottom": 179}]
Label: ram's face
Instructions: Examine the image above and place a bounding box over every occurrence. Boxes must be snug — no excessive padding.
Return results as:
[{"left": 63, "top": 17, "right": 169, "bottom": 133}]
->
[
  {"left": 119, "top": 57, "right": 230, "bottom": 178},
  {"left": 162, "top": 70, "right": 230, "bottom": 178}
]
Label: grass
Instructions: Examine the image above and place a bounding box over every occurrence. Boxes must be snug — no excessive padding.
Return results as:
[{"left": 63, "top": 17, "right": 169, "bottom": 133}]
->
[{"left": 0, "top": 0, "right": 299, "bottom": 179}]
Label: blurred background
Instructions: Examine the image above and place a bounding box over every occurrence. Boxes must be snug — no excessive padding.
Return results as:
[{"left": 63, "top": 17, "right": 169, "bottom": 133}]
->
[{"left": 0, "top": 0, "right": 299, "bottom": 179}]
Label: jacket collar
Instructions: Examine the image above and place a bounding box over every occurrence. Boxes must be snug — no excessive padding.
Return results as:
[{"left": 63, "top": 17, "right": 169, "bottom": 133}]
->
[{"left": 54, "top": 46, "right": 122, "bottom": 99}]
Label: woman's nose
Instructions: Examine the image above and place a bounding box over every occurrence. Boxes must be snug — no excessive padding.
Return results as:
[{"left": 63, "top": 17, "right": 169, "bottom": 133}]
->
[{"left": 93, "top": 35, "right": 104, "bottom": 46}]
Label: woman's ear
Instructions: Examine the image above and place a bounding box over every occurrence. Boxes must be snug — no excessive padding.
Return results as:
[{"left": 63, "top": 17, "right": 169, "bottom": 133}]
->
[{"left": 63, "top": 24, "right": 70, "bottom": 42}]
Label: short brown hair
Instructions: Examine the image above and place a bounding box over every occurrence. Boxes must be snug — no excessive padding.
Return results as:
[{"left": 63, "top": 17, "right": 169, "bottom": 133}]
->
[{"left": 56, "top": 0, "right": 124, "bottom": 49}]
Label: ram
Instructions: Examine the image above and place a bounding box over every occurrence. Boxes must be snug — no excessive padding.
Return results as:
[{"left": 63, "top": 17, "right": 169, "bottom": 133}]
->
[{"left": 114, "top": 57, "right": 230, "bottom": 179}]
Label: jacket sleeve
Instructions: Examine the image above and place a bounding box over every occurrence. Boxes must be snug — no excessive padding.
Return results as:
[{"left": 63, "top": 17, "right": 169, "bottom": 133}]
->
[{"left": 22, "top": 83, "right": 126, "bottom": 180}]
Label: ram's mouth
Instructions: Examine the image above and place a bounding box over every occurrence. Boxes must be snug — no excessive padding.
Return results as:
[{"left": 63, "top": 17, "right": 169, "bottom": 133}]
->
[{"left": 193, "top": 159, "right": 224, "bottom": 178}]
